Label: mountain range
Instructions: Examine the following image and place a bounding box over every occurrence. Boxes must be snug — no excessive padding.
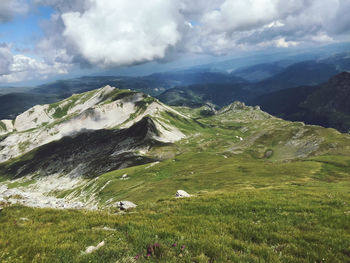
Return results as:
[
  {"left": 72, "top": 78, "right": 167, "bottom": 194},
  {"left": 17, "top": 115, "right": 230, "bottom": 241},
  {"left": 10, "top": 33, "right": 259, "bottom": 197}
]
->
[
  {"left": 0, "top": 82, "right": 350, "bottom": 262},
  {"left": 1, "top": 52, "right": 350, "bottom": 137}
]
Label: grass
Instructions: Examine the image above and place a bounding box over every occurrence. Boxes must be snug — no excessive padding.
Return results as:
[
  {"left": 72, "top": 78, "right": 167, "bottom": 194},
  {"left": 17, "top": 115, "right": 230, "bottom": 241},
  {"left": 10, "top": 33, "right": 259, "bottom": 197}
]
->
[{"left": 0, "top": 183, "right": 349, "bottom": 262}]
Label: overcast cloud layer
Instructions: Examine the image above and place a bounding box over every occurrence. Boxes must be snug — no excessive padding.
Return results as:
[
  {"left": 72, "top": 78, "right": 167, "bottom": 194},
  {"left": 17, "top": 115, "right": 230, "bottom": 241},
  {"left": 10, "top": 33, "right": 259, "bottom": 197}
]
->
[{"left": 1, "top": 0, "right": 350, "bottom": 83}]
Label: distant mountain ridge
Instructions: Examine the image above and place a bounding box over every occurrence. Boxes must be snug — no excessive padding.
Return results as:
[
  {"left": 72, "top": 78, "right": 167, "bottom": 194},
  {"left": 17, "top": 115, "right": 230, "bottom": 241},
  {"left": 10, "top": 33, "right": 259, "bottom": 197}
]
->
[{"left": 254, "top": 72, "right": 350, "bottom": 133}]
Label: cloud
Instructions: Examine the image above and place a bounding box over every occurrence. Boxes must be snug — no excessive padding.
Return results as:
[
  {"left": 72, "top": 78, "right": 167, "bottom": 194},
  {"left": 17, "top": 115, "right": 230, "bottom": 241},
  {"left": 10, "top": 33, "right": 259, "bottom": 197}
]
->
[
  {"left": 0, "top": 0, "right": 28, "bottom": 23},
  {"left": 0, "top": 45, "right": 71, "bottom": 83},
  {"left": 0, "top": 44, "right": 13, "bottom": 75},
  {"left": 189, "top": 0, "right": 350, "bottom": 54},
  {"left": 38, "top": 0, "right": 350, "bottom": 67},
  {"left": 60, "top": 0, "right": 184, "bottom": 67},
  {"left": 34, "top": 0, "right": 91, "bottom": 13}
]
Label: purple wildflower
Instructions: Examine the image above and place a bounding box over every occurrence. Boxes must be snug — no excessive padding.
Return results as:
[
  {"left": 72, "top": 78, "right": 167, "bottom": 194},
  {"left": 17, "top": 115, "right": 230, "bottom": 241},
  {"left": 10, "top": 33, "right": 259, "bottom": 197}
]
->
[
  {"left": 181, "top": 245, "right": 185, "bottom": 251},
  {"left": 172, "top": 243, "right": 177, "bottom": 247}
]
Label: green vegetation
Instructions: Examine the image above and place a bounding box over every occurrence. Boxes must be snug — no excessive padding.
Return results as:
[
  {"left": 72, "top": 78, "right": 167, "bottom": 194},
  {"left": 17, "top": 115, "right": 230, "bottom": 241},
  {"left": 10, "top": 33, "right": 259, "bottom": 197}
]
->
[
  {"left": 7, "top": 179, "right": 36, "bottom": 189},
  {"left": 48, "top": 94, "right": 81, "bottom": 119},
  {"left": 0, "top": 121, "right": 6, "bottom": 131},
  {"left": 0, "top": 182, "right": 349, "bottom": 262}
]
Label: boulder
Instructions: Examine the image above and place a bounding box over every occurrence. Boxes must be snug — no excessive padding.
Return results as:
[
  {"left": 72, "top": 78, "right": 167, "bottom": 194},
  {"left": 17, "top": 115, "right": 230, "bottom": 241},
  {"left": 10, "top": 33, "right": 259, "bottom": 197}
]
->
[
  {"left": 175, "top": 190, "right": 191, "bottom": 198},
  {"left": 116, "top": 201, "right": 137, "bottom": 210}
]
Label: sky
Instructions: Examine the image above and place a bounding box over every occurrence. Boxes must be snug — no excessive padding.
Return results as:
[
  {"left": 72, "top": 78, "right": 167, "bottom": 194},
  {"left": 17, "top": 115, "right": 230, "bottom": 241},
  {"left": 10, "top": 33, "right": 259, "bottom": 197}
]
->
[{"left": 0, "top": 0, "right": 350, "bottom": 85}]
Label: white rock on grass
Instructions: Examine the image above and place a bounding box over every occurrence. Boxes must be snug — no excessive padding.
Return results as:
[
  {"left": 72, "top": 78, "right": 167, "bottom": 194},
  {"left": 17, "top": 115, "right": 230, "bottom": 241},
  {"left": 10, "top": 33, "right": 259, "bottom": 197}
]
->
[
  {"left": 116, "top": 201, "right": 137, "bottom": 210},
  {"left": 175, "top": 190, "right": 191, "bottom": 198},
  {"left": 120, "top": 174, "right": 128, "bottom": 180},
  {"left": 85, "top": 241, "right": 105, "bottom": 254}
]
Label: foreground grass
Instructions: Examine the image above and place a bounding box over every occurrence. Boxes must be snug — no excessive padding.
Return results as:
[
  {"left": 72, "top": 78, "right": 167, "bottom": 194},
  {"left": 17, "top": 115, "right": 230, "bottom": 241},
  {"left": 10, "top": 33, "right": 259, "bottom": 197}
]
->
[{"left": 1, "top": 182, "right": 350, "bottom": 263}]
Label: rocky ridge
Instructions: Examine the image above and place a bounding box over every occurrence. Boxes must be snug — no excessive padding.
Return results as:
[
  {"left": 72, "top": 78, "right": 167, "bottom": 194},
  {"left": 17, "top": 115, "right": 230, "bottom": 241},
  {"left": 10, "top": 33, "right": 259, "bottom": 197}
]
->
[{"left": 0, "top": 86, "right": 186, "bottom": 163}]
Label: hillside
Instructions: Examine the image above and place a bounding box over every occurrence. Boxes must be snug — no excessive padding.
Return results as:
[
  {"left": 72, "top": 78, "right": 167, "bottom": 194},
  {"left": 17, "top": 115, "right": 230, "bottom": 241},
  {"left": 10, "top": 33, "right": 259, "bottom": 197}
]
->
[
  {"left": 157, "top": 83, "right": 256, "bottom": 107},
  {"left": 0, "top": 93, "right": 60, "bottom": 120},
  {"left": 254, "top": 72, "right": 350, "bottom": 133},
  {"left": 0, "top": 86, "right": 188, "bottom": 164},
  {"left": 0, "top": 88, "right": 349, "bottom": 261},
  {"left": 255, "top": 52, "right": 350, "bottom": 93}
]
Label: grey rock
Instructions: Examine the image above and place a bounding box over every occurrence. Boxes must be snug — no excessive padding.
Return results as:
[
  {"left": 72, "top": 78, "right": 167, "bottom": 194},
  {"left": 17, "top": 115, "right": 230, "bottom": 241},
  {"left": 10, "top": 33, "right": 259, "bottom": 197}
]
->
[{"left": 116, "top": 201, "right": 137, "bottom": 210}]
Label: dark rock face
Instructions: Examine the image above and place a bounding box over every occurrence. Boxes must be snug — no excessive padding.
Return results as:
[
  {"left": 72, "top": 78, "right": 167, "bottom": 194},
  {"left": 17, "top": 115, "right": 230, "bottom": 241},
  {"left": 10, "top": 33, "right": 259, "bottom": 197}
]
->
[{"left": 1, "top": 117, "right": 166, "bottom": 179}]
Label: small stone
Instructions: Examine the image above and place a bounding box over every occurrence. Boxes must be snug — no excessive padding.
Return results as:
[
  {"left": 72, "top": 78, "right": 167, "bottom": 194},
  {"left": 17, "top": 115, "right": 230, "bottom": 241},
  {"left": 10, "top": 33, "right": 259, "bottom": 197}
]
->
[
  {"left": 116, "top": 201, "right": 137, "bottom": 210},
  {"left": 85, "top": 241, "right": 105, "bottom": 254},
  {"left": 176, "top": 190, "right": 191, "bottom": 198}
]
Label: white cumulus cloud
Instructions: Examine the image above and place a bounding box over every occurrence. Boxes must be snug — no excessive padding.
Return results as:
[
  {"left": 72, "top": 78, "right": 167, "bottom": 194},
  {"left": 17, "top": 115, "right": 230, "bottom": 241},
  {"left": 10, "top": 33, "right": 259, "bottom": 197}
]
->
[
  {"left": 0, "top": 46, "right": 71, "bottom": 83},
  {"left": 61, "top": 0, "right": 183, "bottom": 67}
]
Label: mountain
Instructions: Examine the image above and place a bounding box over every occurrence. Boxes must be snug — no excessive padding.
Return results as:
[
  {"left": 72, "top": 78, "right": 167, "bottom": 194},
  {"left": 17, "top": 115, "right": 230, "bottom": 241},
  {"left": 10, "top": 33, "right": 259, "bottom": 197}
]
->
[
  {"left": 0, "top": 93, "right": 60, "bottom": 120},
  {"left": 157, "top": 83, "right": 256, "bottom": 107},
  {"left": 254, "top": 72, "right": 350, "bottom": 133},
  {"left": 0, "top": 86, "right": 187, "bottom": 166},
  {"left": 146, "top": 70, "right": 247, "bottom": 86},
  {"left": 255, "top": 52, "right": 350, "bottom": 93},
  {"left": 231, "top": 60, "right": 290, "bottom": 82},
  {"left": 0, "top": 85, "right": 350, "bottom": 262},
  {"left": 156, "top": 55, "right": 350, "bottom": 116}
]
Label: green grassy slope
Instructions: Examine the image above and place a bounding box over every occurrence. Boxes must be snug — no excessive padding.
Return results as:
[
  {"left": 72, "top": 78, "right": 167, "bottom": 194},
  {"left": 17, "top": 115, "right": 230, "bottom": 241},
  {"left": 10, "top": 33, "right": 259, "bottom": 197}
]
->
[{"left": 0, "top": 103, "right": 350, "bottom": 262}]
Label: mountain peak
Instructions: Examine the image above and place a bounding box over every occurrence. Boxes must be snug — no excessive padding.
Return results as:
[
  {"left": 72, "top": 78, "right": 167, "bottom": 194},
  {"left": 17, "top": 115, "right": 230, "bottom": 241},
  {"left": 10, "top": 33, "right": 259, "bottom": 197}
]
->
[{"left": 0, "top": 86, "right": 186, "bottom": 163}]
